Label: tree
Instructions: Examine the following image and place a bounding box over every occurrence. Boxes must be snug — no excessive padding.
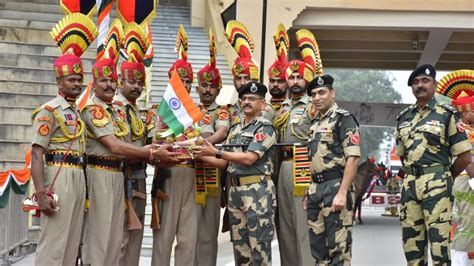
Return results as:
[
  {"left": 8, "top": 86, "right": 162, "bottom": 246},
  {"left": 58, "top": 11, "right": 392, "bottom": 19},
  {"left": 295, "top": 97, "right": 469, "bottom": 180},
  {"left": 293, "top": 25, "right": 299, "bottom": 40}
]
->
[{"left": 328, "top": 69, "right": 402, "bottom": 159}]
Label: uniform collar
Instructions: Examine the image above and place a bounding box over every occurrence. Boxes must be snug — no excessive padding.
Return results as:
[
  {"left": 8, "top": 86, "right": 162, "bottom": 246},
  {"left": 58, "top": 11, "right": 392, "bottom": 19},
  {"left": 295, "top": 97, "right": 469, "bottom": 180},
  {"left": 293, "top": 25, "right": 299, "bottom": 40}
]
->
[
  {"left": 282, "top": 93, "right": 309, "bottom": 107},
  {"left": 114, "top": 93, "right": 136, "bottom": 107},
  {"left": 201, "top": 101, "right": 219, "bottom": 111},
  {"left": 316, "top": 102, "right": 338, "bottom": 120},
  {"left": 92, "top": 95, "right": 113, "bottom": 110},
  {"left": 56, "top": 95, "right": 76, "bottom": 110},
  {"left": 415, "top": 97, "right": 437, "bottom": 111}
]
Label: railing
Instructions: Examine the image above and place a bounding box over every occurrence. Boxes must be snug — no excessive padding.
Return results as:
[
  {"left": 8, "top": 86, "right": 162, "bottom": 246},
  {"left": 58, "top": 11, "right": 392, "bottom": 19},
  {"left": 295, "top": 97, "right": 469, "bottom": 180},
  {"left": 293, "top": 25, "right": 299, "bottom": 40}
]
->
[{"left": 0, "top": 191, "right": 29, "bottom": 264}]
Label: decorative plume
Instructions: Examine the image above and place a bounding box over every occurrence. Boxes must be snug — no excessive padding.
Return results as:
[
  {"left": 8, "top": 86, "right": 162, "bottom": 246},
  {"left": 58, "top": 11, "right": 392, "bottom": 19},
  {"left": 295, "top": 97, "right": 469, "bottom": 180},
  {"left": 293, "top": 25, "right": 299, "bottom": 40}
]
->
[
  {"left": 208, "top": 28, "right": 216, "bottom": 67},
  {"left": 123, "top": 22, "right": 150, "bottom": 62},
  {"left": 142, "top": 23, "right": 154, "bottom": 67},
  {"left": 295, "top": 29, "right": 323, "bottom": 75},
  {"left": 225, "top": 20, "right": 254, "bottom": 59},
  {"left": 50, "top": 13, "right": 98, "bottom": 57},
  {"left": 273, "top": 23, "right": 289, "bottom": 63},
  {"left": 175, "top": 24, "right": 188, "bottom": 61},
  {"left": 102, "top": 18, "right": 124, "bottom": 61},
  {"left": 436, "top": 69, "right": 474, "bottom": 99},
  {"left": 60, "top": 0, "right": 96, "bottom": 18}
]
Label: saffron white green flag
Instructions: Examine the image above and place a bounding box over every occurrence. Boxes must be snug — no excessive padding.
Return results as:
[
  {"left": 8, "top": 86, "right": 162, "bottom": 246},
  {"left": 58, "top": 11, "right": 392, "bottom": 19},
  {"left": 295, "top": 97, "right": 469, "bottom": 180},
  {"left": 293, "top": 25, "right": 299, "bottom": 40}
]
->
[{"left": 158, "top": 70, "right": 202, "bottom": 136}]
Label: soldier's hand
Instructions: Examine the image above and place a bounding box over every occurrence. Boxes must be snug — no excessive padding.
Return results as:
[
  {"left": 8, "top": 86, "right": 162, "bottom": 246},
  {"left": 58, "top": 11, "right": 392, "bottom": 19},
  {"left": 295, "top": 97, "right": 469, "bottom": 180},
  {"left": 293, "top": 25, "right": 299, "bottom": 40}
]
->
[
  {"left": 193, "top": 139, "right": 218, "bottom": 157},
  {"left": 36, "top": 192, "right": 56, "bottom": 216},
  {"left": 331, "top": 191, "right": 347, "bottom": 212},
  {"left": 152, "top": 144, "right": 180, "bottom": 164}
]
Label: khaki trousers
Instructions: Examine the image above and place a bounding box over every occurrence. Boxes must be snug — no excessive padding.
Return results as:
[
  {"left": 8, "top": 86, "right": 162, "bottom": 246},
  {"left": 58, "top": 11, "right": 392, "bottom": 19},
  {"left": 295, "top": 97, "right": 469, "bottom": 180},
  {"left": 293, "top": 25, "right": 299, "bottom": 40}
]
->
[
  {"left": 196, "top": 191, "right": 221, "bottom": 266},
  {"left": 277, "top": 161, "right": 314, "bottom": 266},
  {"left": 151, "top": 166, "right": 201, "bottom": 266},
  {"left": 83, "top": 168, "right": 124, "bottom": 266},
  {"left": 35, "top": 166, "right": 86, "bottom": 266},
  {"left": 119, "top": 178, "right": 146, "bottom": 266}
]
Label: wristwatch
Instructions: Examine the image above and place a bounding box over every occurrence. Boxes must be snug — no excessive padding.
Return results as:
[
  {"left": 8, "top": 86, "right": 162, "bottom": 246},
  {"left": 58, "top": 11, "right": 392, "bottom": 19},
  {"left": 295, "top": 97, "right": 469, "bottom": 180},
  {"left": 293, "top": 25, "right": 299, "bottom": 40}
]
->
[{"left": 215, "top": 149, "right": 223, "bottom": 159}]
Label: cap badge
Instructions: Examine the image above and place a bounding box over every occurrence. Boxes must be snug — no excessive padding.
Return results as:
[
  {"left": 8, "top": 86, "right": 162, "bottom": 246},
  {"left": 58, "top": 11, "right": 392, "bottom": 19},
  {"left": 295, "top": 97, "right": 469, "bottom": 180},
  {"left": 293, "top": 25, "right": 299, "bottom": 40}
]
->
[
  {"left": 72, "top": 64, "right": 82, "bottom": 74},
  {"left": 425, "top": 68, "right": 430, "bottom": 75},
  {"left": 133, "top": 70, "right": 143, "bottom": 79},
  {"left": 103, "top": 66, "right": 112, "bottom": 77},
  {"left": 234, "top": 63, "right": 244, "bottom": 74},
  {"left": 202, "top": 71, "right": 212, "bottom": 82},
  {"left": 250, "top": 83, "right": 258, "bottom": 92},
  {"left": 271, "top": 67, "right": 280, "bottom": 77},
  {"left": 317, "top": 77, "right": 324, "bottom": 85},
  {"left": 291, "top": 62, "right": 299, "bottom": 71},
  {"left": 178, "top": 68, "right": 188, "bottom": 79}
]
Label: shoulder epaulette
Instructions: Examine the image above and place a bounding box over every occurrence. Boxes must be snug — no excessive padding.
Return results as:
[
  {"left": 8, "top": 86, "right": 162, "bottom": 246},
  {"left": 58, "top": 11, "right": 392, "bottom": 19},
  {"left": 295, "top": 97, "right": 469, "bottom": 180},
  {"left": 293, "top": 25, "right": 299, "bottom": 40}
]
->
[
  {"left": 439, "top": 103, "right": 457, "bottom": 114},
  {"left": 335, "top": 108, "right": 350, "bottom": 116},
  {"left": 44, "top": 105, "right": 55, "bottom": 112},
  {"left": 396, "top": 106, "right": 412, "bottom": 120}
]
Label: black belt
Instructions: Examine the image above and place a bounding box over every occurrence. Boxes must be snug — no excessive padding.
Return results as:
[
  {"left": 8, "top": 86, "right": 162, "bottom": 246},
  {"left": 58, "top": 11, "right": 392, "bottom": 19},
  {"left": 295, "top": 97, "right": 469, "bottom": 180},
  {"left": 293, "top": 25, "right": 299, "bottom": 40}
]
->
[
  {"left": 45, "top": 153, "right": 86, "bottom": 167},
  {"left": 87, "top": 155, "right": 123, "bottom": 171},
  {"left": 229, "top": 175, "right": 271, "bottom": 186},
  {"left": 404, "top": 165, "right": 449, "bottom": 176},
  {"left": 311, "top": 169, "right": 343, "bottom": 184},
  {"left": 128, "top": 162, "right": 147, "bottom": 172}
]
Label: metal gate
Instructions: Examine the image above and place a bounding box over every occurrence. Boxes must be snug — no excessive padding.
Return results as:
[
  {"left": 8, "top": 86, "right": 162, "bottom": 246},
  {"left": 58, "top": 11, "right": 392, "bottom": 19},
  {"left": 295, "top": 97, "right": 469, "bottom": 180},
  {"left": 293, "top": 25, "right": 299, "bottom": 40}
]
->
[{"left": 0, "top": 190, "right": 29, "bottom": 262}]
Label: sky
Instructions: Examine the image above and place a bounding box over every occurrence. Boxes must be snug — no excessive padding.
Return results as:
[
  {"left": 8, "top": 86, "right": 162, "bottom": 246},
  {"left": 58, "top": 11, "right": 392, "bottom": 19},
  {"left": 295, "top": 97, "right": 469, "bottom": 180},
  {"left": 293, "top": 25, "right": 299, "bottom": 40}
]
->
[{"left": 390, "top": 70, "right": 449, "bottom": 104}]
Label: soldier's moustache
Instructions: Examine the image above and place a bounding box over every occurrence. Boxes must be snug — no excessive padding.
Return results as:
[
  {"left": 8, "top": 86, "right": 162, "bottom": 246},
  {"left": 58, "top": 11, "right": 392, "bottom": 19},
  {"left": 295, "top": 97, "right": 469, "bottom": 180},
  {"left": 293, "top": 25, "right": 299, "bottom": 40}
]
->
[{"left": 415, "top": 87, "right": 427, "bottom": 93}]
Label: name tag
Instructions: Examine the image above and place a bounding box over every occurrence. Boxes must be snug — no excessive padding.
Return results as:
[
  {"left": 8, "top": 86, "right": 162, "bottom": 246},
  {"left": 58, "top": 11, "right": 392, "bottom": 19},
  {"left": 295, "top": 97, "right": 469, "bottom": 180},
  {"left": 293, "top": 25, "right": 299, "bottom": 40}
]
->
[
  {"left": 316, "top": 127, "right": 332, "bottom": 133},
  {"left": 398, "top": 121, "right": 411, "bottom": 129}
]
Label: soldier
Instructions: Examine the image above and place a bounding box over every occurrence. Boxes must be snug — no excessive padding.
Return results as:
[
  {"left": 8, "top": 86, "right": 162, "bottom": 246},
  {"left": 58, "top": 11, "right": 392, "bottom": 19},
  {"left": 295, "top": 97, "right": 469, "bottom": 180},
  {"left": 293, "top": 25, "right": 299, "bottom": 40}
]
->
[
  {"left": 306, "top": 74, "right": 360, "bottom": 265},
  {"left": 30, "top": 13, "right": 96, "bottom": 265},
  {"left": 82, "top": 57, "right": 176, "bottom": 266},
  {"left": 195, "top": 82, "right": 277, "bottom": 265},
  {"left": 395, "top": 64, "right": 471, "bottom": 265},
  {"left": 195, "top": 30, "right": 231, "bottom": 266},
  {"left": 273, "top": 27, "right": 322, "bottom": 266},
  {"left": 268, "top": 24, "right": 289, "bottom": 113},
  {"left": 151, "top": 25, "right": 202, "bottom": 266},
  {"left": 450, "top": 92, "right": 474, "bottom": 265},
  {"left": 115, "top": 35, "right": 149, "bottom": 265},
  {"left": 225, "top": 20, "right": 275, "bottom": 125}
]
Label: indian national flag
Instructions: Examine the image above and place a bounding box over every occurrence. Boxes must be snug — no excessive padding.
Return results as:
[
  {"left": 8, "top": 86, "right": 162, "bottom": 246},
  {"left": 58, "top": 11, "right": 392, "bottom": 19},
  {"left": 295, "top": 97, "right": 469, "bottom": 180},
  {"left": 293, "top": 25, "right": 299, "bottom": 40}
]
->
[{"left": 158, "top": 70, "right": 202, "bottom": 136}]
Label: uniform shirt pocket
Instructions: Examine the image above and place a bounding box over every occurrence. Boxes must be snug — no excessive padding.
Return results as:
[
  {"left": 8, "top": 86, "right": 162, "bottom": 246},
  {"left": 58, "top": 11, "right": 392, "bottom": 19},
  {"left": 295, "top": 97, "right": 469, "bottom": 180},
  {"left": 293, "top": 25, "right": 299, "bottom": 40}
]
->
[{"left": 422, "top": 124, "right": 445, "bottom": 146}]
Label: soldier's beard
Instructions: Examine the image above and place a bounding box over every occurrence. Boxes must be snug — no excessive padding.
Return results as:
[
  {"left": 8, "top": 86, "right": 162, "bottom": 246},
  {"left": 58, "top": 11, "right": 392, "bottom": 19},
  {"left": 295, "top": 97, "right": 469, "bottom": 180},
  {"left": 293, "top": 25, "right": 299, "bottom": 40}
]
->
[{"left": 270, "top": 87, "right": 286, "bottom": 98}]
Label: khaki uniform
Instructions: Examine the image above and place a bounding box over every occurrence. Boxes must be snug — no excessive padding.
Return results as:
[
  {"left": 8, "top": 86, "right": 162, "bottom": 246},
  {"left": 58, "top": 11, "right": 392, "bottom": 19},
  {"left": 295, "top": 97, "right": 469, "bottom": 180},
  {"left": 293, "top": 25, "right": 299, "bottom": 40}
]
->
[
  {"left": 274, "top": 94, "right": 314, "bottom": 266},
  {"left": 270, "top": 97, "right": 285, "bottom": 114},
  {"left": 452, "top": 124, "right": 474, "bottom": 254},
  {"left": 32, "top": 96, "right": 87, "bottom": 266},
  {"left": 151, "top": 117, "right": 201, "bottom": 266},
  {"left": 196, "top": 102, "right": 230, "bottom": 266},
  {"left": 114, "top": 94, "right": 148, "bottom": 266},
  {"left": 395, "top": 98, "right": 471, "bottom": 265},
  {"left": 307, "top": 103, "right": 360, "bottom": 265},
  {"left": 225, "top": 116, "right": 277, "bottom": 265},
  {"left": 81, "top": 96, "right": 129, "bottom": 266}
]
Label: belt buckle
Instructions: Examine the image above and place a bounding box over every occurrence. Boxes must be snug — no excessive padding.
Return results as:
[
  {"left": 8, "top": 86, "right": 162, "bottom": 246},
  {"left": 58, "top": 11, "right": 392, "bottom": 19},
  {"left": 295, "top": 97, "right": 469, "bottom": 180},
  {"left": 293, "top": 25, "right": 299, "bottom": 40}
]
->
[{"left": 78, "top": 157, "right": 84, "bottom": 165}]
